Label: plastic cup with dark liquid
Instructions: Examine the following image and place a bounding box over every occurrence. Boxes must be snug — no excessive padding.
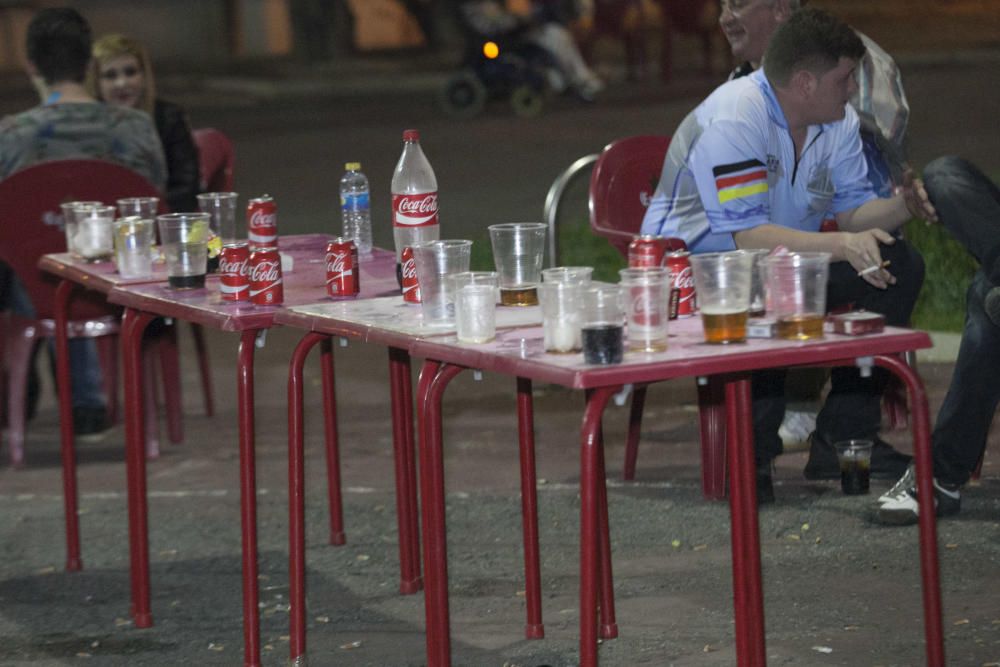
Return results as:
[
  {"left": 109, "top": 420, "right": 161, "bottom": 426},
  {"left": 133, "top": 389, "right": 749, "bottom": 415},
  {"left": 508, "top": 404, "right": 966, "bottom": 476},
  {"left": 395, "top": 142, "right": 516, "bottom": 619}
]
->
[
  {"left": 157, "top": 213, "right": 211, "bottom": 289},
  {"left": 581, "top": 284, "right": 624, "bottom": 364},
  {"left": 835, "top": 439, "right": 873, "bottom": 495}
]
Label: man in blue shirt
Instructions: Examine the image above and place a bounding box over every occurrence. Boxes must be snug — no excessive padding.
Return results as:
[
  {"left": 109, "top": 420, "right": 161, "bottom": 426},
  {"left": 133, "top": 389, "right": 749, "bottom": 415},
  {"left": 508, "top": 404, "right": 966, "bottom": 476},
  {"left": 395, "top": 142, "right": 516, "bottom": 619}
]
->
[{"left": 642, "top": 8, "right": 936, "bottom": 502}]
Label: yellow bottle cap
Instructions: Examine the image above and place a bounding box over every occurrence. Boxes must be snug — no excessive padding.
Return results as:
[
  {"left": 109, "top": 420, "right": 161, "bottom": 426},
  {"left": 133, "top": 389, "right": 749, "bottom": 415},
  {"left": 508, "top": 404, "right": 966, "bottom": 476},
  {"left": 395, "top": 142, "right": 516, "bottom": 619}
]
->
[{"left": 345, "top": 162, "right": 361, "bottom": 171}]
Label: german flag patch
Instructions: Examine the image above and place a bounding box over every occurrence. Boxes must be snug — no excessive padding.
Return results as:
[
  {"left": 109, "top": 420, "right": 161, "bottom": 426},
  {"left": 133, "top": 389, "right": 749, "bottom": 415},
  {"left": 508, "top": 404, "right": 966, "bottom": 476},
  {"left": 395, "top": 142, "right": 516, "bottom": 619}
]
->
[{"left": 713, "top": 159, "right": 768, "bottom": 204}]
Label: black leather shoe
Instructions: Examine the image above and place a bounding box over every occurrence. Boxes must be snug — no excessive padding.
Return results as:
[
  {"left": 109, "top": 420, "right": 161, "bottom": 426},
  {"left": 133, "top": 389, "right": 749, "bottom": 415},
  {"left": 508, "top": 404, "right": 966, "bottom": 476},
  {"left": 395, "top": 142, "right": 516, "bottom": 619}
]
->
[
  {"left": 756, "top": 463, "right": 775, "bottom": 505},
  {"left": 803, "top": 432, "right": 911, "bottom": 481},
  {"left": 73, "top": 406, "right": 111, "bottom": 437}
]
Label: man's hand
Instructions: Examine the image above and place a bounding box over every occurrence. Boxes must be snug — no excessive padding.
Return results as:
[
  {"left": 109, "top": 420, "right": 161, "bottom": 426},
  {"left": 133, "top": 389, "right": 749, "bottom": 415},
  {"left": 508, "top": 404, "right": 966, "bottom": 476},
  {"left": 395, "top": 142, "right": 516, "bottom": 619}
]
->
[
  {"left": 896, "top": 169, "right": 938, "bottom": 223},
  {"left": 842, "top": 229, "right": 897, "bottom": 289}
]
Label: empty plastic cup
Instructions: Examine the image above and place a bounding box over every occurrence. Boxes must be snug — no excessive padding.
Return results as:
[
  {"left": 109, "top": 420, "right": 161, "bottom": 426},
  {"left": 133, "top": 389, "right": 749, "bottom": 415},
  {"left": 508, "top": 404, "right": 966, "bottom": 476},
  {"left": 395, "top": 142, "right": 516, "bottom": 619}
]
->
[
  {"left": 197, "top": 192, "right": 240, "bottom": 244},
  {"left": 761, "top": 252, "right": 831, "bottom": 340},
  {"left": 157, "top": 213, "right": 211, "bottom": 289},
  {"left": 73, "top": 205, "right": 116, "bottom": 262},
  {"left": 60, "top": 201, "right": 103, "bottom": 259},
  {"left": 114, "top": 216, "right": 156, "bottom": 279},
  {"left": 539, "top": 280, "right": 583, "bottom": 353},
  {"left": 411, "top": 240, "right": 473, "bottom": 322},
  {"left": 449, "top": 271, "right": 499, "bottom": 343},
  {"left": 689, "top": 251, "right": 754, "bottom": 344},
  {"left": 542, "top": 266, "right": 594, "bottom": 285},
  {"left": 488, "top": 222, "right": 547, "bottom": 306},
  {"left": 116, "top": 197, "right": 160, "bottom": 220},
  {"left": 620, "top": 267, "right": 670, "bottom": 353}
]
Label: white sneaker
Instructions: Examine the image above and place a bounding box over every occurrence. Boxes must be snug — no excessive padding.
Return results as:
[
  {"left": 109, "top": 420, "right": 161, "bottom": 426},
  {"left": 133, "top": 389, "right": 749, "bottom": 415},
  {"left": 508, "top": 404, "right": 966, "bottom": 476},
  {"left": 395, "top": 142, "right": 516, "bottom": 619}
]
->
[
  {"left": 779, "top": 410, "right": 817, "bottom": 451},
  {"left": 876, "top": 465, "right": 961, "bottom": 525}
]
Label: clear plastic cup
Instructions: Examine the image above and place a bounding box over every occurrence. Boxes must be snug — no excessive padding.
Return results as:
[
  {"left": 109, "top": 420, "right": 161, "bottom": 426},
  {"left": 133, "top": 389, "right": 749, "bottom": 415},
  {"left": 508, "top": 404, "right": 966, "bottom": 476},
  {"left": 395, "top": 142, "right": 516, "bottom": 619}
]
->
[
  {"left": 620, "top": 267, "right": 670, "bottom": 353},
  {"left": 157, "top": 213, "right": 211, "bottom": 289},
  {"left": 72, "top": 204, "right": 117, "bottom": 262},
  {"left": 197, "top": 192, "right": 240, "bottom": 244},
  {"left": 539, "top": 280, "right": 583, "bottom": 354},
  {"left": 689, "top": 251, "right": 753, "bottom": 344},
  {"left": 450, "top": 271, "right": 499, "bottom": 343},
  {"left": 60, "top": 201, "right": 104, "bottom": 259},
  {"left": 114, "top": 216, "right": 156, "bottom": 279},
  {"left": 411, "top": 240, "right": 473, "bottom": 322},
  {"left": 581, "top": 284, "right": 624, "bottom": 364},
  {"left": 761, "top": 252, "right": 832, "bottom": 340},
  {"left": 116, "top": 197, "right": 160, "bottom": 219},
  {"left": 835, "top": 439, "right": 873, "bottom": 495},
  {"left": 542, "top": 266, "right": 593, "bottom": 285},
  {"left": 488, "top": 222, "right": 547, "bottom": 307}
]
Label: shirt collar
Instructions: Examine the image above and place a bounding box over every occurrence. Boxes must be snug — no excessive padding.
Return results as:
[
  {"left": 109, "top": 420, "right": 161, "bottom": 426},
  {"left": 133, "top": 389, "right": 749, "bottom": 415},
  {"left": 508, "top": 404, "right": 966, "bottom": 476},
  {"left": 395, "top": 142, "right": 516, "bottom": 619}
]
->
[{"left": 751, "top": 69, "right": 835, "bottom": 138}]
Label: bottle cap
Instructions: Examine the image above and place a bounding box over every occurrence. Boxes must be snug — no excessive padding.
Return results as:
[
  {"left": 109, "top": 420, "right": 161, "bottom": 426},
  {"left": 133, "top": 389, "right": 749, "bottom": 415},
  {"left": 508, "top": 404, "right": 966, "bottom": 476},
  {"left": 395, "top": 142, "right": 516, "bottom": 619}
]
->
[
  {"left": 403, "top": 129, "right": 420, "bottom": 142},
  {"left": 345, "top": 162, "right": 361, "bottom": 171}
]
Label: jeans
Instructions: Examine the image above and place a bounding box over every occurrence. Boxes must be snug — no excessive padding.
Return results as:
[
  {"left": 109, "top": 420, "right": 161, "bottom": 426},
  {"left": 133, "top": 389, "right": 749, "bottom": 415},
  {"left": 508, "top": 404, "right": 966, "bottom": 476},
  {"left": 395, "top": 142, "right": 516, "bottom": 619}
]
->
[
  {"left": 752, "top": 239, "right": 925, "bottom": 465},
  {"left": 7, "top": 273, "right": 105, "bottom": 410},
  {"left": 923, "top": 156, "right": 1000, "bottom": 485}
]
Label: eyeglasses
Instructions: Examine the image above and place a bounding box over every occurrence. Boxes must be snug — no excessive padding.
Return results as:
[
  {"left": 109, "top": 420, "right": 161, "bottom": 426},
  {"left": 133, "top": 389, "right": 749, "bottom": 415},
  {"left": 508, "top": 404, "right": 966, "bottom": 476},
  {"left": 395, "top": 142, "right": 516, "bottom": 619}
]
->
[{"left": 99, "top": 65, "right": 140, "bottom": 81}]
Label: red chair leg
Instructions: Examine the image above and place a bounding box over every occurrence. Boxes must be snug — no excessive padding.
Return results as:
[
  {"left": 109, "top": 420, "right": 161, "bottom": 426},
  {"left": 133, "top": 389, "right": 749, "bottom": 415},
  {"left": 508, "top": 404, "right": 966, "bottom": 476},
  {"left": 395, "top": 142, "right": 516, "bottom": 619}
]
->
[
  {"left": 4, "top": 324, "right": 34, "bottom": 467},
  {"left": 142, "top": 343, "right": 161, "bottom": 460},
  {"left": 189, "top": 323, "right": 215, "bottom": 417},
  {"left": 157, "top": 323, "right": 183, "bottom": 444},
  {"left": 622, "top": 383, "right": 648, "bottom": 480},
  {"left": 96, "top": 335, "right": 120, "bottom": 426}
]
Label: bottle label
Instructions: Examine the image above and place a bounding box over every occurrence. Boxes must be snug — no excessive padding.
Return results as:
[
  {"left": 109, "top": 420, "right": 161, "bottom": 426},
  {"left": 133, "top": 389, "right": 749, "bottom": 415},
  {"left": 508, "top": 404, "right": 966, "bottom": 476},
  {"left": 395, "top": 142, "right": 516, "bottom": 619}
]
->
[
  {"left": 341, "top": 192, "right": 369, "bottom": 212},
  {"left": 392, "top": 193, "right": 438, "bottom": 228}
]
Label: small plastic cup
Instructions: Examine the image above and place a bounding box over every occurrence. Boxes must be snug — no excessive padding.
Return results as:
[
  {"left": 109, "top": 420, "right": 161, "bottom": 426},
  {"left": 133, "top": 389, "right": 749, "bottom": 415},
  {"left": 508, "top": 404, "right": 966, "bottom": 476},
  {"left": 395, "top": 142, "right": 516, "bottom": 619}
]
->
[
  {"left": 581, "top": 284, "right": 624, "bottom": 364},
  {"left": 689, "top": 251, "right": 753, "bottom": 344},
  {"left": 835, "top": 439, "right": 873, "bottom": 495},
  {"left": 114, "top": 216, "right": 156, "bottom": 279},
  {"left": 538, "top": 280, "right": 583, "bottom": 354},
  {"left": 488, "top": 222, "right": 547, "bottom": 306},
  {"left": 60, "top": 201, "right": 103, "bottom": 258},
  {"left": 116, "top": 197, "right": 160, "bottom": 220},
  {"left": 620, "top": 266, "right": 670, "bottom": 353},
  {"left": 73, "top": 205, "right": 117, "bottom": 262},
  {"left": 411, "top": 240, "right": 473, "bottom": 322},
  {"left": 455, "top": 285, "right": 497, "bottom": 343},
  {"left": 542, "top": 266, "right": 593, "bottom": 285},
  {"left": 157, "top": 212, "right": 211, "bottom": 289},
  {"left": 197, "top": 192, "right": 240, "bottom": 244},
  {"left": 762, "top": 252, "right": 831, "bottom": 340}
]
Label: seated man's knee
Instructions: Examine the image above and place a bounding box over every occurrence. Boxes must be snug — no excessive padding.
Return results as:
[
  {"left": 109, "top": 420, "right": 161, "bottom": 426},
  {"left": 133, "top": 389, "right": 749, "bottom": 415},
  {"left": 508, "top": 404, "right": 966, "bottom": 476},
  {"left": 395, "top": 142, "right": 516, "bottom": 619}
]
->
[{"left": 924, "top": 155, "right": 977, "bottom": 201}]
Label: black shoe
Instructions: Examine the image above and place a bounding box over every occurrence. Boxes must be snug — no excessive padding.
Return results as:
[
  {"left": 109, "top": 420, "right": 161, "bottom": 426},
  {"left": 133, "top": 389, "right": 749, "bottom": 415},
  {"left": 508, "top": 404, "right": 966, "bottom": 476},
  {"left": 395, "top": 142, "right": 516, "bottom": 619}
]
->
[
  {"left": 73, "top": 406, "right": 111, "bottom": 437},
  {"left": 803, "top": 432, "right": 912, "bottom": 481},
  {"left": 986, "top": 285, "right": 1000, "bottom": 329},
  {"left": 756, "top": 463, "right": 775, "bottom": 505}
]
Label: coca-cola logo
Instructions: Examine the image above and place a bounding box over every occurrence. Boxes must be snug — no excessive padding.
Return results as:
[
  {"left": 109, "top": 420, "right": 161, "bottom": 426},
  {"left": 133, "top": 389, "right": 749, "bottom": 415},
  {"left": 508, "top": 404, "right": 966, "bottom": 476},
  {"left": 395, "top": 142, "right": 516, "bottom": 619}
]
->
[
  {"left": 401, "top": 258, "right": 417, "bottom": 279},
  {"left": 671, "top": 266, "right": 694, "bottom": 290},
  {"left": 395, "top": 194, "right": 437, "bottom": 214},
  {"left": 219, "top": 256, "right": 249, "bottom": 275},
  {"left": 249, "top": 210, "right": 276, "bottom": 229},
  {"left": 326, "top": 252, "right": 349, "bottom": 275},
  {"left": 249, "top": 260, "right": 280, "bottom": 282}
]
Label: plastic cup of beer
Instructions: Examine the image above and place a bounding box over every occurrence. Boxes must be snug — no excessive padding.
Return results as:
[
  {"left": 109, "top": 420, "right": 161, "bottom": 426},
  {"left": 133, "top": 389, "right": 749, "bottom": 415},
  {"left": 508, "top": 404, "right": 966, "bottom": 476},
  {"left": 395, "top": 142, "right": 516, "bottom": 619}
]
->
[
  {"left": 72, "top": 205, "right": 117, "bottom": 262},
  {"left": 116, "top": 196, "right": 160, "bottom": 220},
  {"left": 449, "top": 271, "right": 499, "bottom": 343},
  {"left": 157, "top": 212, "right": 211, "bottom": 289},
  {"left": 542, "top": 266, "right": 593, "bottom": 285},
  {"left": 762, "top": 252, "right": 831, "bottom": 340},
  {"left": 619, "top": 267, "right": 670, "bottom": 353},
  {"left": 834, "top": 439, "right": 873, "bottom": 495},
  {"left": 488, "top": 222, "right": 547, "bottom": 306},
  {"left": 114, "top": 216, "right": 156, "bottom": 279},
  {"left": 581, "top": 284, "right": 624, "bottom": 364},
  {"left": 411, "top": 239, "right": 473, "bottom": 322},
  {"left": 539, "top": 280, "right": 583, "bottom": 353},
  {"left": 689, "top": 251, "right": 753, "bottom": 344},
  {"left": 60, "top": 201, "right": 103, "bottom": 259},
  {"left": 197, "top": 192, "right": 240, "bottom": 244}
]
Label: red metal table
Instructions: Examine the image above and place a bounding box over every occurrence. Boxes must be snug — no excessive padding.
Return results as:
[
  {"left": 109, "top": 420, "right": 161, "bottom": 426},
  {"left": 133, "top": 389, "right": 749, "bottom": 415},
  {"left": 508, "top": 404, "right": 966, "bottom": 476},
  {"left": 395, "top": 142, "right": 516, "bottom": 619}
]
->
[
  {"left": 408, "top": 318, "right": 945, "bottom": 667},
  {"left": 274, "top": 294, "right": 552, "bottom": 665},
  {"left": 37, "top": 253, "right": 171, "bottom": 573},
  {"left": 100, "top": 234, "right": 383, "bottom": 667}
]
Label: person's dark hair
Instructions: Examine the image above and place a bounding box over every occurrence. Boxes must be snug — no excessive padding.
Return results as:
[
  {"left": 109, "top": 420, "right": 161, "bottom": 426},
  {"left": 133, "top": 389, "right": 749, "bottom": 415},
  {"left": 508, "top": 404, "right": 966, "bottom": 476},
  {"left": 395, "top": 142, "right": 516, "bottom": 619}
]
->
[
  {"left": 763, "top": 8, "right": 865, "bottom": 87},
  {"left": 26, "top": 7, "right": 92, "bottom": 85}
]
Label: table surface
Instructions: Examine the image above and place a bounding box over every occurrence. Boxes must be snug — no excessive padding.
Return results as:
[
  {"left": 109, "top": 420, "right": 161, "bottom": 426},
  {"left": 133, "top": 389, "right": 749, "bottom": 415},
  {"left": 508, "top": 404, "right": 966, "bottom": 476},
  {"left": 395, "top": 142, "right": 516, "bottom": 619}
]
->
[{"left": 38, "top": 252, "right": 169, "bottom": 295}]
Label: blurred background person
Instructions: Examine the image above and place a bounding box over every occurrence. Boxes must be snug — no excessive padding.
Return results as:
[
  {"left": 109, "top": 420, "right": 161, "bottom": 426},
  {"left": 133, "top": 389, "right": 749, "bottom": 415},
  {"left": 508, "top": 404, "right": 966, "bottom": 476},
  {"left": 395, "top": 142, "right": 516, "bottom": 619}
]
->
[{"left": 88, "top": 33, "right": 200, "bottom": 212}]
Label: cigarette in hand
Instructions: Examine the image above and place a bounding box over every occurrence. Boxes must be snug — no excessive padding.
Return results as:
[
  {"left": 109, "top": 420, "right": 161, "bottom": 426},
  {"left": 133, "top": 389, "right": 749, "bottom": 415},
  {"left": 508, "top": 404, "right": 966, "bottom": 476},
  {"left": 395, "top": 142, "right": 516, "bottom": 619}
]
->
[{"left": 858, "top": 260, "right": 891, "bottom": 277}]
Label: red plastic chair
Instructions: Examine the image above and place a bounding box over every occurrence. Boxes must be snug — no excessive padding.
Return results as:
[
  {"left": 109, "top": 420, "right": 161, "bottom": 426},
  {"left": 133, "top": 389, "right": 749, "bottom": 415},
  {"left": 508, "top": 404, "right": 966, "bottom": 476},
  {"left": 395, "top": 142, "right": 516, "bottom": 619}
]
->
[{"left": 193, "top": 127, "right": 235, "bottom": 192}]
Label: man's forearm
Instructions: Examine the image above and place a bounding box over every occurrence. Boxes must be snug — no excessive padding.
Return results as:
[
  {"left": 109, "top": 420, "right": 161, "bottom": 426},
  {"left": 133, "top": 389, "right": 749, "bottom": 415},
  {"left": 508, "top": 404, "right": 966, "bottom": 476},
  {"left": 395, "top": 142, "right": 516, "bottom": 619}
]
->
[
  {"left": 835, "top": 194, "right": 910, "bottom": 233},
  {"left": 734, "top": 224, "right": 853, "bottom": 261}
]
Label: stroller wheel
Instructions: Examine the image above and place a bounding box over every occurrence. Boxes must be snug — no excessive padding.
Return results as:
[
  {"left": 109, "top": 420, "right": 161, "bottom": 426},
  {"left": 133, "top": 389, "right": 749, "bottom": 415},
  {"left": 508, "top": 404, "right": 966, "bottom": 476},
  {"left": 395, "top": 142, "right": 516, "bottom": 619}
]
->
[
  {"left": 439, "top": 70, "right": 487, "bottom": 118},
  {"left": 510, "top": 84, "right": 544, "bottom": 118}
]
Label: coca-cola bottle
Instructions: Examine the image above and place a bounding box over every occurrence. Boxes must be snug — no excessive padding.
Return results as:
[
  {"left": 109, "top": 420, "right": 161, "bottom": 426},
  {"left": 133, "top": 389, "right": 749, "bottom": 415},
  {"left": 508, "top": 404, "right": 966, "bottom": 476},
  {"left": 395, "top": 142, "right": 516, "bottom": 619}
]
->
[{"left": 391, "top": 129, "right": 439, "bottom": 287}]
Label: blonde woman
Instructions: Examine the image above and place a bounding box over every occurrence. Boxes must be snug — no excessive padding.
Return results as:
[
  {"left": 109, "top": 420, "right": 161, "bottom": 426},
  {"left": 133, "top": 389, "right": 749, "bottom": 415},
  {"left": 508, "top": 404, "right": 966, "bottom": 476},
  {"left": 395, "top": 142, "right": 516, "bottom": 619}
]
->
[{"left": 88, "top": 34, "right": 200, "bottom": 211}]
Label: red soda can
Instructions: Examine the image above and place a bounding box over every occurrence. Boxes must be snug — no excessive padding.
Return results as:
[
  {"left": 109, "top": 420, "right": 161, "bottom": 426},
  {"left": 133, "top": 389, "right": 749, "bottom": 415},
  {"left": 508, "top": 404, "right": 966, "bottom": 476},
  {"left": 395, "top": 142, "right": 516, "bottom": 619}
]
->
[
  {"left": 247, "top": 195, "right": 278, "bottom": 249},
  {"left": 664, "top": 250, "right": 695, "bottom": 319},
  {"left": 248, "top": 246, "right": 283, "bottom": 305},
  {"left": 325, "top": 238, "right": 359, "bottom": 297},
  {"left": 400, "top": 246, "right": 421, "bottom": 303},
  {"left": 218, "top": 242, "right": 250, "bottom": 301},
  {"left": 628, "top": 235, "right": 669, "bottom": 268}
]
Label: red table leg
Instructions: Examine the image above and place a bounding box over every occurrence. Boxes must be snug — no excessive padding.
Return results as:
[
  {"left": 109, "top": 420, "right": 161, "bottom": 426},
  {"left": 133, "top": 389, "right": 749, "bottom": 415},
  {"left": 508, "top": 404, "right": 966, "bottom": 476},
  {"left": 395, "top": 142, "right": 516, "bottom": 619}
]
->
[
  {"left": 698, "top": 378, "right": 728, "bottom": 500},
  {"left": 53, "top": 280, "right": 81, "bottom": 572},
  {"left": 874, "top": 355, "right": 945, "bottom": 666},
  {"left": 319, "top": 337, "right": 346, "bottom": 546},
  {"left": 389, "top": 346, "right": 422, "bottom": 594},
  {"left": 515, "top": 377, "right": 544, "bottom": 639},
  {"left": 237, "top": 329, "right": 262, "bottom": 667},
  {"left": 725, "top": 373, "right": 765, "bottom": 667},
  {"left": 122, "top": 307, "right": 156, "bottom": 628},
  {"left": 579, "top": 385, "right": 620, "bottom": 667},
  {"left": 621, "top": 383, "right": 647, "bottom": 481}
]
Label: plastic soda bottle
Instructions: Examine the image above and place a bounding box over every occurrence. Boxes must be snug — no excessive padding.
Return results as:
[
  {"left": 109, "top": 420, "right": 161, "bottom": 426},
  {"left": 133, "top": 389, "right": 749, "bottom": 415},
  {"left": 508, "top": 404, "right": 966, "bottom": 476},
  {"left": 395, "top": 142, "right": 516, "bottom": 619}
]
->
[
  {"left": 391, "top": 129, "right": 439, "bottom": 286},
  {"left": 339, "top": 162, "right": 372, "bottom": 256}
]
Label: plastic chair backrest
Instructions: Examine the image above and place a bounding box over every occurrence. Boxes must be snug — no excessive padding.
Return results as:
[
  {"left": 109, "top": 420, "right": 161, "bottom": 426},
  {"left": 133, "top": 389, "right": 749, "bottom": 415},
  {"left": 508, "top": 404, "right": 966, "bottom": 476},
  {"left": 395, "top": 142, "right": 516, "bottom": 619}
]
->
[
  {"left": 589, "top": 135, "right": 672, "bottom": 258},
  {"left": 192, "top": 127, "right": 235, "bottom": 192},
  {"left": 0, "top": 159, "right": 163, "bottom": 320}
]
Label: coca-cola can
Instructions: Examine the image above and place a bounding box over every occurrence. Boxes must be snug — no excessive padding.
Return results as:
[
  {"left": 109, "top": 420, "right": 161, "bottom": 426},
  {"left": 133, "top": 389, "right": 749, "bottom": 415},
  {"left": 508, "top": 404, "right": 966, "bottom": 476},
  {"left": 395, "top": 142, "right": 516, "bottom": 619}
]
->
[
  {"left": 249, "top": 246, "right": 283, "bottom": 305},
  {"left": 325, "top": 238, "right": 359, "bottom": 297},
  {"left": 247, "top": 195, "right": 278, "bottom": 249},
  {"left": 665, "top": 250, "right": 696, "bottom": 319},
  {"left": 628, "top": 235, "right": 670, "bottom": 268},
  {"left": 400, "top": 246, "right": 421, "bottom": 303},
  {"left": 219, "top": 242, "right": 250, "bottom": 301}
]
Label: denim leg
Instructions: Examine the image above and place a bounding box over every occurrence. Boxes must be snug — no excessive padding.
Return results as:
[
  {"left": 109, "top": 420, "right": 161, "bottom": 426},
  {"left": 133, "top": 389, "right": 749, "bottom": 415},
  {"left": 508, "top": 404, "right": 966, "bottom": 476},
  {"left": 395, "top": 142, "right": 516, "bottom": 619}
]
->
[
  {"left": 931, "top": 271, "right": 1000, "bottom": 486},
  {"left": 923, "top": 156, "right": 1000, "bottom": 285},
  {"left": 815, "top": 240, "right": 925, "bottom": 442}
]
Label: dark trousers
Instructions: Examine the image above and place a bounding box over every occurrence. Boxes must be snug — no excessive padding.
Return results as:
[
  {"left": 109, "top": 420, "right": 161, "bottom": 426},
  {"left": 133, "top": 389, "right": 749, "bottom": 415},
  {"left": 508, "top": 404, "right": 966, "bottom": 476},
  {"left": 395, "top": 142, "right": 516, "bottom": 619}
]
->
[
  {"left": 752, "top": 239, "right": 925, "bottom": 465},
  {"left": 924, "top": 156, "right": 1000, "bottom": 485}
]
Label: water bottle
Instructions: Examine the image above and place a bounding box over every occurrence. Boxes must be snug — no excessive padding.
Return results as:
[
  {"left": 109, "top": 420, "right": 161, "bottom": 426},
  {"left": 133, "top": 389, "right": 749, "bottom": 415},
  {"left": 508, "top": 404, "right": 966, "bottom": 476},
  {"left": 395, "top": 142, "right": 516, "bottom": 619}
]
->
[
  {"left": 391, "top": 129, "right": 439, "bottom": 285},
  {"left": 340, "top": 162, "right": 372, "bottom": 256}
]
